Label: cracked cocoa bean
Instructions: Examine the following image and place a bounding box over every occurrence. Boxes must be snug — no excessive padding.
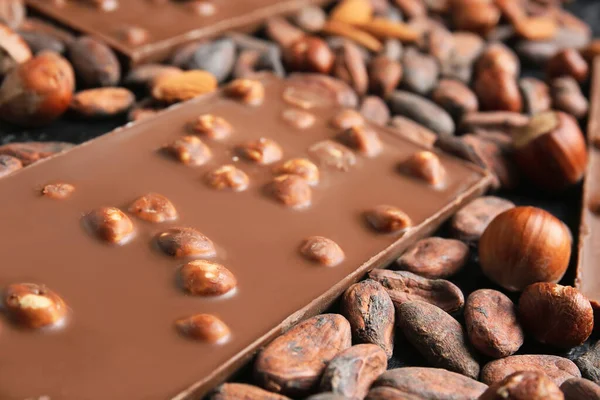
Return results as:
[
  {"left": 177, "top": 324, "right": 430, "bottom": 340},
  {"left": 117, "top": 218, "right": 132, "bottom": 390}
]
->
[
  {"left": 481, "top": 355, "right": 581, "bottom": 386},
  {"left": 389, "top": 90, "right": 455, "bottom": 136},
  {"left": 575, "top": 340, "right": 600, "bottom": 384},
  {"left": 396, "top": 237, "right": 469, "bottom": 279}
]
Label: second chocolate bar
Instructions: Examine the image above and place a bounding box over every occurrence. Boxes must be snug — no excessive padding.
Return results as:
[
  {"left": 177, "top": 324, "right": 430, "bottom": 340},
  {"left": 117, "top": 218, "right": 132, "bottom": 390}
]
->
[{"left": 0, "top": 74, "right": 490, "bottom": 399}]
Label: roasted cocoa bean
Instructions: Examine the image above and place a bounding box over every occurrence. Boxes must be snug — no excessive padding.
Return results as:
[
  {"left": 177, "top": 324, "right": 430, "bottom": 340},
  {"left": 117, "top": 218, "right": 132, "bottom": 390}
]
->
[
  {"left": 396, "top": 237, "right": 469, "bottom": 279},
  {"left": 306, "top": 394, "right": 347, "bottom": 400},
  {"left": 464, "top": 289, "right": 524, "bottom": 358},
  {"left": 18, "top": 30, "right": 65, "bottom": 55},
  {"left": 551, "top": 76, "right": 589, "bottom": 119},
  {"left": 459, "top": 111, "right": 528, "bottom": 134},
  {"left": 450, "top": 196, "right": 515, "bottom": 243},
  {"left": 547, "top": 48, "right": 589, "bottom": 83},
  {"left": 481, "top": 355, "right": 581, "bottom": 386},
  {"left": 124, "top": 64, "right": 182, "bottom": 89},
  {"left": 396, "top": 301, "right": 479, "bottom": 379},
  {"left": 360, "top": 96, "right": 390, "bottom": 126},
  {"left": 265, "top": 16, "right": 304, "bottom": 48},
  {"left": 368, "top": 55, "right": 402, "bottom": 99},
  {"left": 211, "top": 383, "right": 291, "bottom": 400},
  {"left": 382, "top": 38, "right": 403, "bottom": 61},
  {"left": 475, "top": 68, "right": 522, "bottom": 112},
  {"left": 479, "top": 371, "right": 564, "bottom": 400},
  {"left": 388, "top": 116, "right": 437, "bottom": 148},
  {"left": 575, "top": 340, "right": 600, "bottom": 384},
  {"left": 68, "top": 36, "right": 120, "bottom": 87},
  {"left": 431, "top": 79, "right": 478, "bottom": 121},
  {"left": 371, "top": 367, "right": 487, "bottom": 399},
  {"left": 389, "top": 90, "right": 455, "bottom": 136},
  {"left": 320, "top": 344, "right": 387, "bottom": 400},
  {"left": 0, "top": 141, "right": 74, "bottom": 166},
  {"left": 418, "top": 23, "right": 454, "bottom": 65},
  {"left": 333, "top": 41, "right": 368, "bottom": 96},
  {"left": 401, "top": 47, "right": 439, "bottom": 95},
  {"left": 184, "top": 38, "right": 236, "bottom": 83},
  {"left": 342, "top": 279, "right": 395, "bottom": 358},
  {"left": 254, "top": 314, "right": 352, "bottom": 396},
  {"left": 519, "top": 77, "right": 551, "bottom": 115},
  {"left": 561, "top": 378, "right": 600, "bottom": 400},
  {"left": 369, "top": 269, "right": 464, "bottom": 312}
]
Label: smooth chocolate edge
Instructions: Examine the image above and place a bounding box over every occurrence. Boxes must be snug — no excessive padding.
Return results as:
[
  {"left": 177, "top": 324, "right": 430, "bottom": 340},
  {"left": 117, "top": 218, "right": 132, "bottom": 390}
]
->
[
  {"left": 173, "top": 163, "right": 493, "bottom": 399},
  {"left": 25, "top": 0, "right": 333, "bottom": 65},
  {"left": 576, "top": 57, "right": 600, "bottom": 310}
]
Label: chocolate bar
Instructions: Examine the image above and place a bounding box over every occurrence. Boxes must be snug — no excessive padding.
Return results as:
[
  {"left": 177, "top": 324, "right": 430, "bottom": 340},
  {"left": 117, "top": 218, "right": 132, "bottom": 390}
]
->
[
  {"left": 577, "top": 58, "right": 600, "bottom": 314},
  {"left": 0, "top": 74, "right": 490, "bottom": 399},
  {"left": 25, "top": 0, "right": 327, "bottom": 64}
]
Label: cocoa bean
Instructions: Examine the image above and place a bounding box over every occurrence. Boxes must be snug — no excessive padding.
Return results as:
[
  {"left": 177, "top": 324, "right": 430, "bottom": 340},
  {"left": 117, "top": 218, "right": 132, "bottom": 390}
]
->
[
  {"left": 388, "top": 116, "right": 437, "bottom": 148},
  {"left": 306, "top": 394, "right": 347, "bottom": 400},
  {"left": 396, "top": 237, "right": 469, "bottom": 279},
  {"left": 18, "top": 30, "right": 65, "bottom": 55},
  {"left": 185, "top": 38, "right": 236, "bottom": 83},
  {"left": 0, "top": 154, "right": 21, "bottom": 177},
  {"left": 382, "top": 39, "right": 403, "bottom": 61},
  {"left": 459, "top": 111, "right": 528, "bottom": 134},
  {"left": 561, "top": 378, "right": 600, "bottom": 400},
  {"left": 515, "top": 40, "right": 559, "bottom": 66},
  {"left": 551, "top": 76, "right": 589, "bottom": 119},
  {"left": 360, "top": 96, "right": 390, "bottom": 126},
  {"left": 575, "top": 340, "right": 600, "bottom": 384},
  {"left": 342, "top": 279, "right": 395, "bottom": 358},
  {"left": 265, "top": 16, "right": 304, "bottom": 48},
  {"left": 211, "top": 383, "right": 291, "bottom": 400},
  {"left": 450, "top": 196, "right": 515, "bottom": 243},
  {"left": 68, "top": 36, "right": 120, "bottom": 87},
  {"left": 254, "top": 314, "right": 352, "bottom": 396},
  {"left": 0, "top": 141, "right": 74, "bottom": 166},
  {"left": 389, "top": 90, "right": 455, "bottom": 136},
  {"left": 519, "top": 77, "right": 551, "bottom": 115},
  {"left": 370, "top": 367, "right": 488, "bottom": 399},
  {"left": 474, "top": 68, "right": 522, "bottom": 112},
  {"left": 431, "top": 79, "right": 478, "bottom": 121},
  {"left": 464, "top": 289, "right": 524, "bottom": 358},
  {"left": 481, "top": 355, "right": 581, "bottom": 386},
  {"left": 320, "top": 344, "right": 387, "bottom": 400},
  {"left": 479, "top": 371, "right": 564, "bottom": 400},
  {"left": 401, "top": 47, "right": 439, "bottom": 95},
  {"left": 368, "top": 55, "right": 402, "bottom": 99},
  {"left": 124, "top": 64, "right": 182, "bottom": 89},
  {"left": 286, "top": 73, "right": 358, "bottom": 109},
  {"left": 369, "top": 269, "right": 464, "bottom": 313},
  {"left": 169, "top": 41, "right": 204, "bottom": 68},
  {"left": 396, "top": 301, "right": 480, "bottom": 379},
  {"left": 333, "top": 41, "right": 368, "bottom": 96},
  {"left": 460, "top": 133, "right": 518, "bottom": 190},
  {"left": 418, "top": 24, "right": 454, "bottom": 65}
]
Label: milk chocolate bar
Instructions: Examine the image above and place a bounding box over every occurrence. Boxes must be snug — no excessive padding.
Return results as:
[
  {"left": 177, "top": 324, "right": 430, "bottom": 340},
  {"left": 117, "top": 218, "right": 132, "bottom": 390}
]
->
[
  {"left": 25, "top": 0, "right": 326, "bottom": 64},
  {"left": 0, "top": 74, "right": 491, "bottom": 399}
]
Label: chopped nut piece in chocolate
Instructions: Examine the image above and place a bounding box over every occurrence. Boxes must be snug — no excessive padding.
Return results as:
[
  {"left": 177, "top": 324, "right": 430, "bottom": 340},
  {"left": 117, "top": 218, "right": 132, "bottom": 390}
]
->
[
  {"left": 237, "top": 138, "right": 283, "bottom": 165},
  {"left": 300, "top": 236, "right": 345, "bottom": 267},
  {"left": 83, "top": 207, "right": 134, "bottom": 244},
  {"left": 175, "top": 313, "right": 230, "bottom": 343},
  {"left": 128, "top": 193, "right": 177, "bottom": 223},
  {"left": 191, "top": 114, "right": 233, "bottom": 140},
  {"left": 205, "top": 165, "right": 249, "bottom": 192},
  {"left": 163, "top": 135, "right": 212, "bottom": 166},
  {"left": 339, "top": 125, "right": 383, "bottom": 157},
  {"left": 309, "top": 140, "right": 356, "bottom": 172},
  {"left": 224, "top": 79, "right": 265, "bottom": 106},
  {"left": 179, "top": 260, "right": 237, "bottom": 296},
  {"left": 3, "top": 283, "right": 68, "bottom": 329},
  {"left": 274, "top": 158, "right": 319, "bottom": 186},
  {"left": 155, "top": 227, "right": 216, "bottom": 258},
  {"left": 41, "top": 183, "right": 75, "bottom": 200},
  {"left": 269, "top": 174, "right": 312, "bottom": 209},
  {"left": 365, "top": 205, "right": 412, "bottom": 233}
]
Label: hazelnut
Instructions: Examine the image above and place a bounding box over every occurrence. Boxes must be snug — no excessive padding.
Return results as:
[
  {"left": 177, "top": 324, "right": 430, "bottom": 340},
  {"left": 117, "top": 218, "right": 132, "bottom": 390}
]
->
[
  {"left": 269, "top": 174, "right": 312, "bottom": 209},
  {"left": 175, "top": 313, "right": 230, "bottom": 343},
  {"left": 479, "top": 371, "right": 564, "bottom": 400},
  {"left": 330, "top": 109, "right": 364, "bottom": 130},
  {"left": 163, "top": 135, "right": 212, "bottom": 166},
  {"left": 155, "top": 227, "right": 216, "bottom": 258},
  {"left": 398, "top": 151, "right": 446, "bottom": 187},
  {"left": 299, "top": 236, "right": 345, "bottom": 267},
  {"left": 41, "top": 183, "right": 75, "bottom": 199},
  {"left": 179, "top": 260, "right": 237, "bottom": 296},
  {"left": 513, "top": 111, "right": 587, "bottom": 191},
  {"left": 338, "top": 125, "right": 382, "bottom": 157},
  {"left": 191, "top": 114, "right": 232, "bottom": 140},
  {"left": 474, "top": 68, "right": 522, "bottom": 112},
  {"left": 309, "top": 140, "right": 357, "bottom": 172},
  {"left": 479, "top": 206, "right": 571, "bottom": 292},
  {"left": 365, "top": 205, "right": 412, "bottom": 233},
  {"left": 205, "top": 165, "right": 249, "bottom": 192},
  {"left": 0, "top": 52, "right": 74, "bottom": 127},
  {"left": 274, "top": 158, "right": 319, "bottom": 186},
  {"left": 84, "top": 207, "right": 134, "bottom": 244},
  {"left": 236, "top": 138, "right": 283, "bottom": 165},
  {"left": 518, "top": 283, "right": 593, "bottom": 348},
  {"left": 128, "top": 192, "right": 177, "bottom": 223},
  {"left": 4, "top": 283, "right": 67, "bottom": 329},
  {"left": 547, "top": 49, "right": 589, "bottom": 83},
  {"left": 476, "top": 43, "right": 520, "bottom": 77},
  {"left": 284, "top": 36, "right": 335, "bottom": 74},
  {"left": 223, "top": 79, "right": 264, "bottom": 106},
  {"left": 281, "top": 108, "right": 315, "bottom": 129}
]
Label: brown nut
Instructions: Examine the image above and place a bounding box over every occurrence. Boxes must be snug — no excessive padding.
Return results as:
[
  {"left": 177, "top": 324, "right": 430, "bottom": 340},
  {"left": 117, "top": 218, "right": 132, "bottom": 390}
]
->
[
  {"left": 179, "top": 260, "right": 237, "bottom": 296},
  {"left": 237, "top": 138, "right": 283, "bottom": 165},
  {"left": 365, "top": 205, "right": 412, "bottom": 233},
  {"left": 281, "top": 108, "right": 315, "bottom": 129},
  {"left": 551, "top": 77, "right": 589, "bottom": 119},
  {"left": 0, "top": 141, "right": 73, "bottom": 166},
  {"left": 476, "top": 43, "right": 520, "bottom": 77},
  {"left": 116, "top": 25, "right": 149, "bottom": 46},
  {"left": 155, "top": 227, "right": 216, "bottom": 258},
  {"left": 397, "top": 237, "right": 468, "bottom": 279},
  {"left": 68, "top": 36, "right": 120, "bottom": 87},
  {"left": 128, "top": 192, "right": 177, "bottom": 223},
  {"left": 479, "top": 371, "right": 564, "bottom": 400},
  {"left": 339, "top": 125, "right": 383, "bottom": 157},
  {"left": 475, "top": 68, "right": 522, "bottom": 112},
  {"left": 41, "top": 182, "right": 75, "bottom": 199},
  {"left": 224, "top": 78, "right": 265, "bottom": 106},
  {"left": 547, "top": 49, "right": 589, "bottom": 83},
  {"left": 431, "top": 79, "right": 479, "bottom": 120},
  {"left": 163, "top": 135, "right": 212, "bottom": 166},
  {"left": 368, "top": 55, "right": 403, "bottom": 99},
  {"left": 330, "top": 0, "right": 373, "bottom": 25},
  {"left": 332, "top": 41, "right": 368, "bottom": 96},
  {"left": 205, "top": 165, "right": 249, "bottom": 192},
  {"left": 360, "top": 96, "right": 390, "bottom": 127},
  {"left": 398, "top": 151, "right": 446, "bottom": 188},
  {"left": 479, "top": 207, "right": 572, "bottom": 291},
  {"left": 70, "top": 87, "right": 135, "bottom": 118},
  {"left": 274, "top": 158, "right": 319, "bottom": 186},
  {"left": 299, "top": 236, "right": 345, "bottom": 267},
  {"left": 330, "top": 109, "right": 364, "bottom": 130},
  {"left": 284, "top": 36, "right": 335, "bottom": 74},
  {"left": 3, "top": 283, "right": 67, "bottom": 329},
  {"left": 0, "top": 52, "right": 74, "bottom": 127},
  {"left": 519, "top": 77, "right": 551, "bottom": 115},
  {"left": 388, "top": 116, "right": 437, "bottom": 148},
  {"left": 308, "top": 140, "right": 356, "bottom": 172},
  {"left": 269, "top": 174, "right": 312, "bottom": 209},
  {"left": 451, "top": 0, "right": 500, "bottom": 35},
  {"left": 518, "top": 283, "right": 593, "bottom": 348},
  {"left": 175, "top": 313, "right": 230, "bottom": 343},
  {"left": 124, "top": 64, "right": 182, "bottom": 89},
  {"left": 465, "top": 289, "right": 524, "bottom": 358},
  {"left": 84, "top": 207, "right": 134, "bottom": 244},
  {"left": 191, "top": 114, "right": 233, "bottom": 140},
  {"left": 152, "top": 70, "right": 217, "bottom": 104},
  {"left": 513, "top": 111, "right": 587, "bottom": 191}
]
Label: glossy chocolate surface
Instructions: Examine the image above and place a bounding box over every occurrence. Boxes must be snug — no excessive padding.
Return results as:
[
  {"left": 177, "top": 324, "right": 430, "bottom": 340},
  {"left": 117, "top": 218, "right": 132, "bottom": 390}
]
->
[
  {"left": 25, "top": 0, "right": 326, "bottom": 64},
  {"left": 0, "top": 75, "right": 490, "bottom": 399}
]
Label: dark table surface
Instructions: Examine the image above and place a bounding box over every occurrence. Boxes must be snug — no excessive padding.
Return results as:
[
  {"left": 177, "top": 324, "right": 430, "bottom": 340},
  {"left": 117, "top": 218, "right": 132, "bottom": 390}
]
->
[{"left": 2, "top": 0, "right": 600, "bottom": 389}]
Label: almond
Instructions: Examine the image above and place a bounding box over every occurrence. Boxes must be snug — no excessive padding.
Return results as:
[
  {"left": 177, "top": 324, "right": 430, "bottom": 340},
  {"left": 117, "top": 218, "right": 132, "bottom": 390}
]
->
[
  {"left": 70, "top": 87, "right": 135, "bottom": 118},
  {"left": 322, "top": 20, "right": 382, "bottom": 53},
  {"left": 330, "top": 0, "right": 373, "bottom": 25},
  {"left": 358, "top": 18, "right": 420, "bottom": 43},
  {"left": 152, "top": 70, "right": 217, "bottom": 103},
  {"left": 514, "top": 16, "right": 557, "bottom": 41}
]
